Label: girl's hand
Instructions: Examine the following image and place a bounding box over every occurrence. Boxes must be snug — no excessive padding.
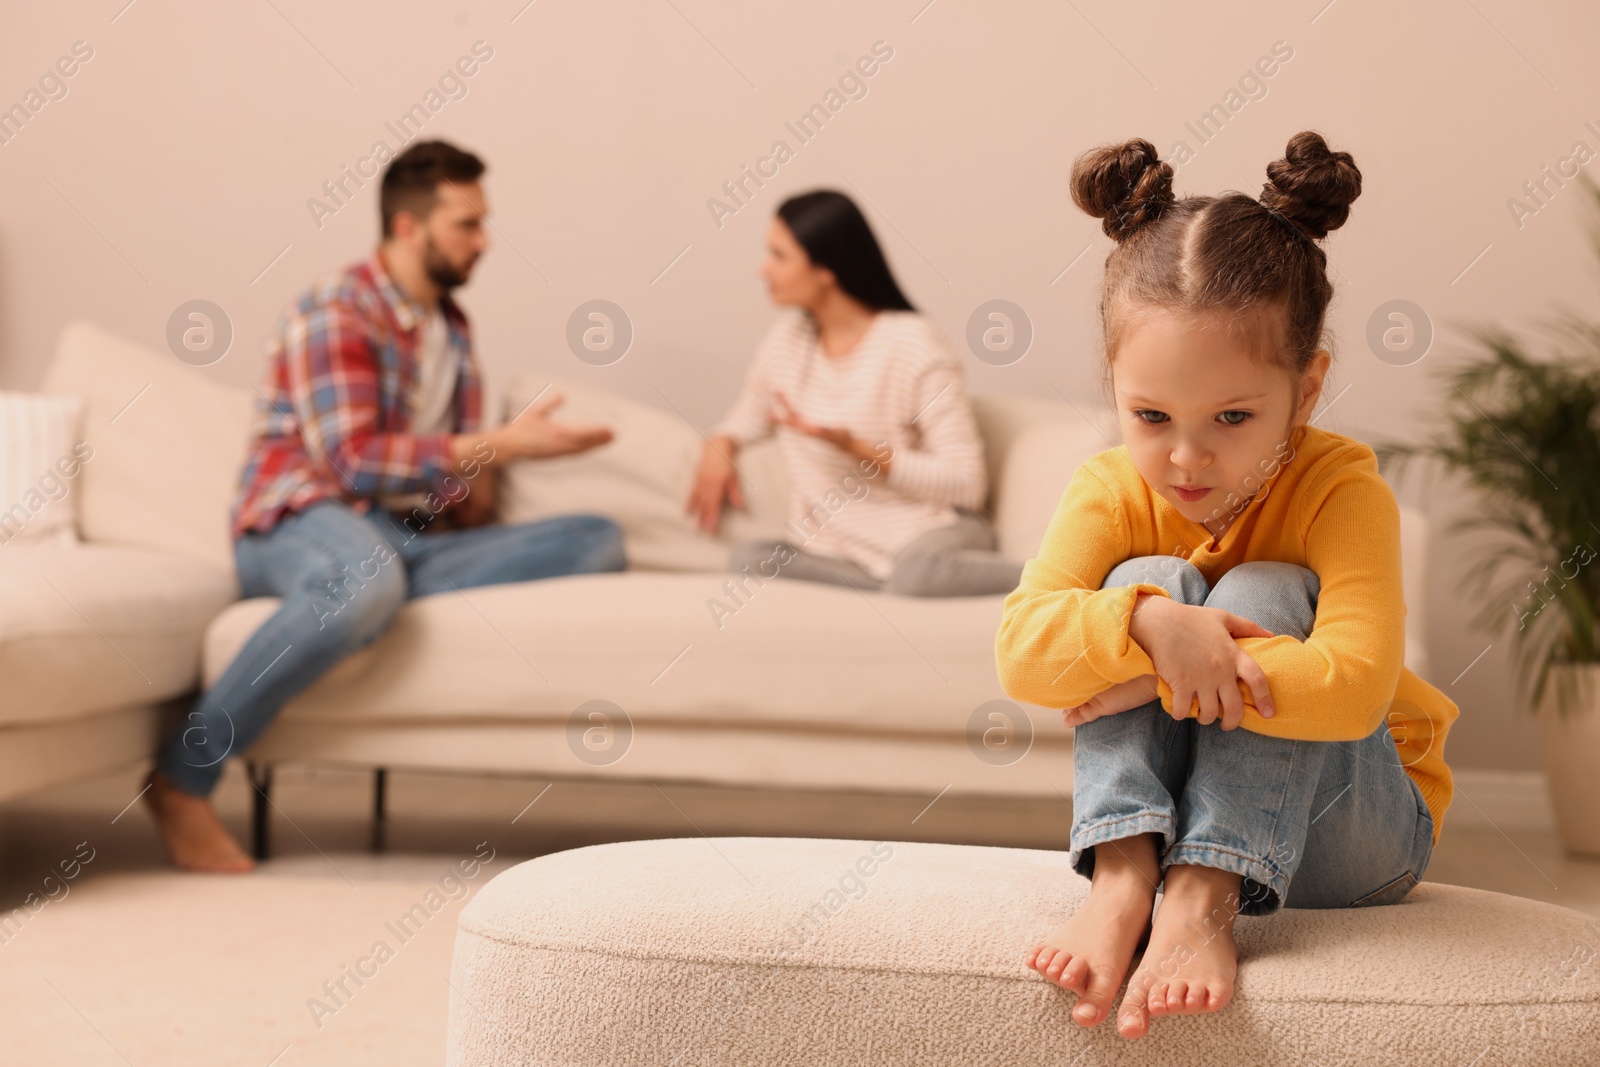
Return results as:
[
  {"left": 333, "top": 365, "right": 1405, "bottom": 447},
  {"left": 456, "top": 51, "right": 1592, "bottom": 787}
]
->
[
  {"left": 1128, "top": 592, "right": 1277, "bottom": 730},
  {"left": 1063, "top": 673, "right": 1161, "bottom": 728}
]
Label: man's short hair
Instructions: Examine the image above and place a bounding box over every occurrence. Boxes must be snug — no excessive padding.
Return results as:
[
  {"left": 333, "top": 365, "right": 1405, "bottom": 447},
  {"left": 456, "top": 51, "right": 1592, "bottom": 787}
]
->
[{"left": 379, "top": 140, "right": 486, "bottom": 238}]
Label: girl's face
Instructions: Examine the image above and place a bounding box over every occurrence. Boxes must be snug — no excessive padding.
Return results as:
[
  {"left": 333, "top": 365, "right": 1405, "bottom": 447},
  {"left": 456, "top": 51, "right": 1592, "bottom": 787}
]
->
[
  {"left": 760, "top": 218, "right": 834, "bottom": 309},
  {"left": 1111, "top": 308, "right": 1330, "bottom": 535}
]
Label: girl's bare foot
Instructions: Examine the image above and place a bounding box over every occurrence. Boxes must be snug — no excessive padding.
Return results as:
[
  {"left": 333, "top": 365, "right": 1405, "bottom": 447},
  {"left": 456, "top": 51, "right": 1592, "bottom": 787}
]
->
[
  {"left": 1027, "top": 832, "right": 1162, "bottom": 1028},
  {"left": 141, "top": 768, "right": 256, "bottom": 873},
  {"left": 1116, "top": 863, "right": 1241, "bottom": 1039}
]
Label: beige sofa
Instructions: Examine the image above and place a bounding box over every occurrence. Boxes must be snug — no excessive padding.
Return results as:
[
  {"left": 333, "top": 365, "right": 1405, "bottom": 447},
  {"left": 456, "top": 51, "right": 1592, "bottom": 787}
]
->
[{"left": 5, "top": 322, "right": 1433, "bottom": 850}]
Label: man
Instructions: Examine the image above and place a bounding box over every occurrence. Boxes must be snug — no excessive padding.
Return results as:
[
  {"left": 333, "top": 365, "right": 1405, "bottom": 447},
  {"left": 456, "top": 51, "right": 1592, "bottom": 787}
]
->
[{"left": 143, "top": 140, "right": 625, "bottom": 872}]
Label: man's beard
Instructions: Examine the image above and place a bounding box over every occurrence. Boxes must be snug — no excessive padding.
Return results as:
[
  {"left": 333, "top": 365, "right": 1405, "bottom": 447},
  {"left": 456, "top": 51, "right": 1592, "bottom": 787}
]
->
[{"left": 422, "top": 237, "right": 473, "bottom": 292}]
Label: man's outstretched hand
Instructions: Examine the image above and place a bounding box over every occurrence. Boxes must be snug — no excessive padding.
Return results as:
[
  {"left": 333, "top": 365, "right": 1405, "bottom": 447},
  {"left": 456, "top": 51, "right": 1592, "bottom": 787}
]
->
[
  {"left": 495, "top": 391, "right": 614, "bottom": 459},
  {"left": 453, "top": 390, "right": 615, "bottom": 469}
]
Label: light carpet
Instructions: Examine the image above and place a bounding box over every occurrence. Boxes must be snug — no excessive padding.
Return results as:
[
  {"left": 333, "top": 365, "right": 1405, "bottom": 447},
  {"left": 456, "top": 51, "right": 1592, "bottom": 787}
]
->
[{"left": 1, "top": 854, "right": 500, "bottom": 1066}]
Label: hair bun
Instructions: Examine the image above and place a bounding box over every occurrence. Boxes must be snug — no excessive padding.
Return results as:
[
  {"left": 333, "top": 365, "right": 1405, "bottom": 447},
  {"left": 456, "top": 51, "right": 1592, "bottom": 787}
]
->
[
  {"left": 1260, "top": 130, "right": 1362, "bottom": 241},
  {"left": 1070, "top": 138, "right": 1175, "bottom": 242}
]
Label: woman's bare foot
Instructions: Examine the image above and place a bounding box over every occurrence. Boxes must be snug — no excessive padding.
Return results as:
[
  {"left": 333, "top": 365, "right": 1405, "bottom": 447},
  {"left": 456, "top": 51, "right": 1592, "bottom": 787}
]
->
[
  {"left": 1116, "top": 863, "right": 1241, "bottom": 1039},
  {"left": 1027, "top": 832, "right": 1162, "bottom": 1028},
  {"left": 141, "top": 768, "right": 255, "bottom": 873}
]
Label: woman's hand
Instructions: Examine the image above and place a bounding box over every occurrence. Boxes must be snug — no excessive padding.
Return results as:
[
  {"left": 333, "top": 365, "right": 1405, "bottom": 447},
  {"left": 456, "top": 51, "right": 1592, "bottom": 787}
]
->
[
  {"left": 771, "top": 390, "right": 850, "bottom": 448},
  {"left": 771, "top": 391, "right": 887, "bottom": 474},
  {"left": 1063, "top": 673, "right": 1161, "bottom": 728},
  {"left": 1128, "top": 591, "right": 1277, "bottom": 730},
  {"left": 685, "top": 435, "right": 745, "bottom": 535}
]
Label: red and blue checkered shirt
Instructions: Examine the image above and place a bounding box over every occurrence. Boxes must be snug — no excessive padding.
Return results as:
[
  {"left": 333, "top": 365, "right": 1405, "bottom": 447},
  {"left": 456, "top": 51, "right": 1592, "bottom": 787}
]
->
[{"left": 230, "top": 251, "right": 484, "bottom": 539}]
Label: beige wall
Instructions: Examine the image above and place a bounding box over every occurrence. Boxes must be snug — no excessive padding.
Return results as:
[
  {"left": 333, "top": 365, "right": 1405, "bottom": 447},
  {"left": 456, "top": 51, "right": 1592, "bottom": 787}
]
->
[{"left": 4, "top": 1, "right": 1599, "bottom": 771}]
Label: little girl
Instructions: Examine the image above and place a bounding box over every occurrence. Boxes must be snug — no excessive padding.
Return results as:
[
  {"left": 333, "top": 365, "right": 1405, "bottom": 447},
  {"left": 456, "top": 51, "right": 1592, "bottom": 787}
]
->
[{"left": 994, "top": 131, "right": 1458, "bottom": 1041}]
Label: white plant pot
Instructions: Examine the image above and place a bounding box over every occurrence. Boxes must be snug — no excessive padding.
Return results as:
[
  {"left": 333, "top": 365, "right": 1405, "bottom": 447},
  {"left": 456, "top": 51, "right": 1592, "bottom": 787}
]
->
[{"left": 1535, "top": 663, "right": 1600, "bottom": 858}]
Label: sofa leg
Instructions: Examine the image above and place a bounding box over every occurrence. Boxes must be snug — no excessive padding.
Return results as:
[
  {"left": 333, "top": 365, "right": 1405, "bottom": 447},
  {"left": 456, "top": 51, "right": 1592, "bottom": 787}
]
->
[
  {"left": 372, "top": 768, "right": 388, "bottom": 854},
  {"left": 246, "top": 761, "right": 273, "bottom": 861}
]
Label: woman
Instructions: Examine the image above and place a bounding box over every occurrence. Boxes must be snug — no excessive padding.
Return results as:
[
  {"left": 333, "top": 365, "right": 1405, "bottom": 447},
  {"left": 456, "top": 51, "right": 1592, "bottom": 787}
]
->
[{"left": 685, "top": 189, "right": 1023, "bottom": 596}]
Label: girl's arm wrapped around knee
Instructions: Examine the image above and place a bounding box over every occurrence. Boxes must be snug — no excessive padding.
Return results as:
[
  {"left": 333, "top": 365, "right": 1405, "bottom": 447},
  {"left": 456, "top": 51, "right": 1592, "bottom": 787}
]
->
[{"left": 996, "top": 464, "right": 1171, "bottom": 709}]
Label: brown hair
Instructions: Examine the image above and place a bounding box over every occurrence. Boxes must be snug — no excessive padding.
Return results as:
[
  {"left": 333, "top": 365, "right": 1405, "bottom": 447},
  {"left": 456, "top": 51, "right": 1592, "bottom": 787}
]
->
[
  {"left": 380, "top": 139, "right": 486, "bottom": 238},
  {"left": 1069, "top": 130, "right": 1362, "bottom": 407}
]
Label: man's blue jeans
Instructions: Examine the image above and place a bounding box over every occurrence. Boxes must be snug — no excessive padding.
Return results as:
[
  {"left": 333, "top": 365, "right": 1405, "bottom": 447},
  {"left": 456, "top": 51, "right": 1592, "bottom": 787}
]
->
[
  {"left": 1068, "top": 556, "right": 1435, "bottom": 916},
  {"left": 155, "top": 499, "right": 627, "bottom": 796}
]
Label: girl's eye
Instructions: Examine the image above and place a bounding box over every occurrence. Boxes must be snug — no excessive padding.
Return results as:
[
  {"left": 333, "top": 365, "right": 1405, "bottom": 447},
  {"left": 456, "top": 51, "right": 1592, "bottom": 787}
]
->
[{"left": 1132, "top": 409, "right": 1252, "bottom": 426}]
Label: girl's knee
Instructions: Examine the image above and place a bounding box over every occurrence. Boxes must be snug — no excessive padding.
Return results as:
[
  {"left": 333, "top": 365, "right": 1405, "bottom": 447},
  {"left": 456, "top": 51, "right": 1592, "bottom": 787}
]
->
[
  {"left": 1205, "top": 561, "right": 1319, "bottom": 640},
  {"left": 1221, "top": 559, "right": 1315, "bottom": 581},
  {"left": 1208, "top": 561, "right": 1319, "bottom": 608},
  {"left": 1101, "top": 554, "right": 1207, "bottom": 605}
]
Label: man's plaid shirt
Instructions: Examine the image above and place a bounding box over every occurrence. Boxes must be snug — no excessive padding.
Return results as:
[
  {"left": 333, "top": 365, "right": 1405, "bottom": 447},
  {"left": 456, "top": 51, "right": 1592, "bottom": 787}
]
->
[{"left": 230, "top": 250, "right": 483, "bottom": 539}]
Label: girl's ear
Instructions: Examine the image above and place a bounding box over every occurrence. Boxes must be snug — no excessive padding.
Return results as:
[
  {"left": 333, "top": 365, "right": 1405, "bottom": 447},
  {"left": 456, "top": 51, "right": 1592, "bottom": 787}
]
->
[{"left": 1294, "top": 349, "right": 1333, "bottom": 423}]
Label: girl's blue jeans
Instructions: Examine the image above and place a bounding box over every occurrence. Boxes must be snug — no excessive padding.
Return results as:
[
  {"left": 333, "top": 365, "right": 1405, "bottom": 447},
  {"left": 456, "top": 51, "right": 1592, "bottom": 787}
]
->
[
  {"left": 154, "top": 499, "right": 627, "bottom": 797},
  {"left": 1069, "top": 555, "right": 1435, "bottom": 916}
]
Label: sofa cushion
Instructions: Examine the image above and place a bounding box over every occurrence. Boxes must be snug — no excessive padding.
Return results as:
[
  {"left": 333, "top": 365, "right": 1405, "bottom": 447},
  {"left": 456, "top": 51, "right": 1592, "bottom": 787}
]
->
[
  {"left": 448, "top": 836, "right": 1600, "bottom": 1066},
  {"left": 203, "top": 571, "right": 1010, "bottom": 733},
  {"left": 971, "top": 391, "right": 1114, "bottom": 517},
  {"left": 41, "top": 321, "right": 254, "bottom": 574},
  {"left": 497, "top": 375, "right": 791, "bottom": 572},
  {"left": 1397, "top": 505, "right": 1431, "bottom": 680},
  {"left": 0, "top": 706, "right": 166, "bottom": 803},
  {"left": 0, "top": 543, "right": 237, "bottom": 726},
  {"left": 989, "top": 415, "right": 1119, "bottom": 562},
  {"left": 497, "top": 378, "right": 1113, "bottom": 575},
  {"left": 0, "top": 390, "right": 86, "bottom": 547}
]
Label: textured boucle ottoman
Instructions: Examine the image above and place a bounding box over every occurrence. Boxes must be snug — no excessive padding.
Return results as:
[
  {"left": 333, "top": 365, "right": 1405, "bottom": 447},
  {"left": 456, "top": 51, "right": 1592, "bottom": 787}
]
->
[{"left": 447, "top": 837, "right": 1600, "bottom": 1066}]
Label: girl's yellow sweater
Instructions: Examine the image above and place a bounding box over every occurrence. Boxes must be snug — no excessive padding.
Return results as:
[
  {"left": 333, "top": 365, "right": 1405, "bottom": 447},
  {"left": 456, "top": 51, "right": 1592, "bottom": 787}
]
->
[{"left": 994, "top": 423, "right": 1456, "bottom": 844}]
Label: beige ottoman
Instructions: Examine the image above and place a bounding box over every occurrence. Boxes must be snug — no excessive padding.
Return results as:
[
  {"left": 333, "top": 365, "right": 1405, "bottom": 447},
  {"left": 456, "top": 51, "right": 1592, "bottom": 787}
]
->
[{"left": 448, "top": 837, "right": 1600, "bottom": 1066}]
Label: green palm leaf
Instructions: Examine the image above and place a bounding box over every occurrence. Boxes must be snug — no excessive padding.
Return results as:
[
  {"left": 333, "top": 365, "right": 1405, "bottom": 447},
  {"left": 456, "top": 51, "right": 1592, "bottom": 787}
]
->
[{"left": 1371, "top": 197, "right": 1600, "bottom": 718}]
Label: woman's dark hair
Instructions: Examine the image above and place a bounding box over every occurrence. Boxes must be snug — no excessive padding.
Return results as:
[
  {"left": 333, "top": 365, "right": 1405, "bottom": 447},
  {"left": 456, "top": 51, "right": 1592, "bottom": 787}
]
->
[
  {"left": 776, "top": 190, "right": 916, "bottom": 312},
  {"left": 1068, "top": 130, "right": 1361, "bottom": 400}
]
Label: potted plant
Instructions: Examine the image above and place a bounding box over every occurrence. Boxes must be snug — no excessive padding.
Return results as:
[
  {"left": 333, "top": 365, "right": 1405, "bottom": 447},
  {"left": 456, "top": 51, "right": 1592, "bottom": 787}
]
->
[{"left": 1373, "top": 174, "right": 1600, "bottom": 857}]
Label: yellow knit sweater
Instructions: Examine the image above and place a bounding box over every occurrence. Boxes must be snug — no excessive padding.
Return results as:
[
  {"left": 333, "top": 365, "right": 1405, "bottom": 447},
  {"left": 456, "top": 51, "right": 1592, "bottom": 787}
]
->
[{"left": 994, "top": 423, "right": 1456, "bottom": 844}]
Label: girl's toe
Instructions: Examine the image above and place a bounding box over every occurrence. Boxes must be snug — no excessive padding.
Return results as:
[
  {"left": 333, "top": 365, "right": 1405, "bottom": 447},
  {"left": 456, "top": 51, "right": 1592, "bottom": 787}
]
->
[
  {"left": 1116, "top": 999, "right": 1150, "bottom": 1040},
  {"left": 1145, "top": 981, "right": 1169, "bottom": 1016},
  {"left": 1059, "top": 955, "right": 1089, "bottom": 994},
  {"left": 1207, "top": 984, "right": 1234, "bottom": 1012},
  {"left": 1077, "top": 968, "right": 1122, "bottom": 1028},
  {"left": 1166, "top": 980, "right": 1190, "bottom": 1013}
]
